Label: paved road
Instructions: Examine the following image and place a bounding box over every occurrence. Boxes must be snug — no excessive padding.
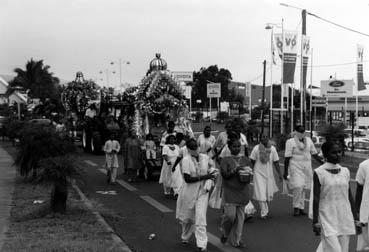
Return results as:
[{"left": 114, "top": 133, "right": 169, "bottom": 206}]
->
[{"left": 78, "top": 150, "right": 360, "bottom": 252}]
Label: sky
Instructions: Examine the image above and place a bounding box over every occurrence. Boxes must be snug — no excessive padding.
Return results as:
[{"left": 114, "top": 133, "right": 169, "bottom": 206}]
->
[{"left": 1, "top": 0, "right": 369, "bottom": 90}]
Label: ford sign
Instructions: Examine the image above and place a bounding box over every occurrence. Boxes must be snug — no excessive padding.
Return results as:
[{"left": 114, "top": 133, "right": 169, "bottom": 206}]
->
[{"left": 329, "top": 80, "right": 345, "bottom": 87}]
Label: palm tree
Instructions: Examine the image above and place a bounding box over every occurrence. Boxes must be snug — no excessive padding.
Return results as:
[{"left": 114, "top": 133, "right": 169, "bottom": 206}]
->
[{"left": 8, "top": 58, "right": 60, "bottom": 101}]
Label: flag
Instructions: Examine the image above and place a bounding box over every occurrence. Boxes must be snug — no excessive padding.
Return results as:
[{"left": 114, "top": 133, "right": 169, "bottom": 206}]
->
[
  {"left": 357, "top": 44, "right": 366, "bottom": 91},
  {"left": 302, "top": 36, "right": 310, "bottom": 93},
  {"left": 282, "top": 31, "right": 298, "bottom": 84},
  {"left": 271, "top": 35, "right": 277, "bottom": 65},
  {"left": 274, "top": 31, "right": 298, "bottom": 83}
]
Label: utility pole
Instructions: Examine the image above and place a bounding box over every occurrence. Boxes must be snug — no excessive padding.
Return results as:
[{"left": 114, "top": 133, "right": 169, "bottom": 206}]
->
[
  {"left": 301, "top": 9, "right": 307, "bottom": 128},
  {"left": 260, "top": 60, "right": 267, "bottom": 138}
]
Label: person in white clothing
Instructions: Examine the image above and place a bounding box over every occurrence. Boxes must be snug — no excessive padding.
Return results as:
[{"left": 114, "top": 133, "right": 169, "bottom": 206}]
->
[
  {"left": 159, "top": 135, "right": 181, "bottom": 197},
  {"left": 312, "top": 141, "right": 361, "bottom": 252},
  {"left": 197, "top": 126, "right": 216, "bottom": 158},
  {"left": 250, "top": 135, "right": 282, "bottom": 218},
  {"left": 284, "top": 125, "right": 323, "bottom": 216},
  {"left": 176, "top": 139, "right": 218, "bottom": 252},
  {"left": 103, "top": 133, "right": 121, "bottom": 184},
  {"left": 356, "top": 159, "right": 369, "bottom": 251}
]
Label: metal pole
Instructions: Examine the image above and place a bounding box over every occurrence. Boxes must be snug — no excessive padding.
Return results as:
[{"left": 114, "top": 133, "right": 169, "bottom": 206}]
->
[
  {"left": 344, "top": 97, "right": 347, "bottom": 126},
  {"left": 119, "top": 59, "right": 122, "bottom": 87},
  {"left": 301, "top": 9, "right": 307, "bottom": 128},
  {"left": 309, "top": 48, "right": 313, "bottom": 136},
  {"left": 106, "top": 69, "right": 109, "bottom": 87},
  {"left": 209, "top": 97, "right": 212, "bottom": 127},
  {"left": 269, "top": 28, "right": 274, "bottom": 137},
  {"left": 261, "top": 60, "right": 267, "bottom": 138},
  {"left": 248, "top": 82, "right": 252, "bottom": 119},
  {"left": 281, "top": 19, "right": 284, "bottom": 134}
]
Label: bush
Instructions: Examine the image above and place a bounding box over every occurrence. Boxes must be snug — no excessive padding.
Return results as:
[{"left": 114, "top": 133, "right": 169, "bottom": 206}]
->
[
  {"left": 5, "top": 119, "right": 25, "bottom": 141},
  {"left": 217, "top": 112, "right": 229, "bottom": 123},
  {"left": 38, "top": 155, "right": 83, "bottom": 213},
  {"left": 195, "top": 111, "right": 203, "bottom": 121},
  {"left": 16, "top": 123, "right": 76, "bottom": 178}
]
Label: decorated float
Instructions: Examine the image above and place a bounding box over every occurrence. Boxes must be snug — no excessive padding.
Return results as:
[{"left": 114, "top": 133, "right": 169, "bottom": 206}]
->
[{"left": 121, "top": 53, "right": 193, "bottom": 139}]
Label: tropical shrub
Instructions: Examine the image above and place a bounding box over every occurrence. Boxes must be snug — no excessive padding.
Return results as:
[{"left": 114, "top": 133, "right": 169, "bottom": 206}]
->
[
  {"left": 37, "top": 155, "right": 83, "bottom": 213},
  {"left": 16, "top": 123, "right": 75, "bottom": 178}
]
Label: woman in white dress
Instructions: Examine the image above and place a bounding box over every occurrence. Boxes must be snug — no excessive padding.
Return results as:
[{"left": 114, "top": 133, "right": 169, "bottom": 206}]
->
[
  {"left": 176, "top": 139, "right": 218, "bottom": 252},
  {"left": 159, "top": 135, "right": 181, "bottom": 197},
  {"left": 284, "top": 125, "right": 323, "bottom": 216},
  {"left": 250, "top": 135, "right": 282, "bottom": 218},
  {"left": 197, "top": 126, "right": 216, "bottom": 158},
  {"left": 312, "top": 141, "right": 361, "bottom": 252}
]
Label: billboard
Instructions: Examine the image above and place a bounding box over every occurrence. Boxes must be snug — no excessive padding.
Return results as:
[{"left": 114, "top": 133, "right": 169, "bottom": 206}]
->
[
  {"left": 320, "top": 79, "right": 354, "bottom": 97},
  {"left": 171, "top": 71, "right": 193, "bottom": 82},
  {"left": 207, "top": 83, "right": 221, "bottom": 98}
]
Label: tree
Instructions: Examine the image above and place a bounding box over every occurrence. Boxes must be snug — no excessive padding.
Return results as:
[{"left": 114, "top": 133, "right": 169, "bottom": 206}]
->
[
  {"left": 8, "top": 58, "right": 60, "bottom": 101},
  {"left": 192, "top": 65, "right": 232, "bottom": 108}
]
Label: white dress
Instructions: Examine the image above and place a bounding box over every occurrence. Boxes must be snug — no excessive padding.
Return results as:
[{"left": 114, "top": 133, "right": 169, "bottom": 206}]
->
[
  {"left": 285, "top": 137, "right": 317, "bottom": 189},
  {"left": 315, "top": 163, "right": 355, "bottom": 237},
  {"left": 176, "top": 154, "right": 213, "bottom": 224},
  {"left": 159, "top": 144, "right": 180, "bottom": 188},
  {"left": 250, "top": 145, "right": 279, "bottom": 202},
  {"left": 197, "top": 134, "right": 216, "bottom": 158},
  {"left": 103, "top": 140, "right": 120, "bottom": 168},
  {"left": 356, "top": 159, "right": 369, "bottom": 251}
]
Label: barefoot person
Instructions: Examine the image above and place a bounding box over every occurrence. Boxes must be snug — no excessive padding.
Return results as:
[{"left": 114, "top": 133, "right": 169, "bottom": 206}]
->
[
  {"left": 312, "top": 141, "right": 361, "bottom": 252},
  {"left": 284, "top": 125, "right": 323, "bottom": 216},
  {"left": 220, "top": 137, "right": 252, "bottom": 248},
  {"left": 250, "top": 135, "right": 282, "bottom": 219},
  {"left": 176, "top": 139, "right": 218, "bottom": 252}
]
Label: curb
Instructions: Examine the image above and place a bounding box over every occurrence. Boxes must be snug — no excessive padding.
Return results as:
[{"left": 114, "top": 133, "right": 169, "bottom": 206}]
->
[{"left": 72, "top": 183, "right": 132, "bottom": 252}]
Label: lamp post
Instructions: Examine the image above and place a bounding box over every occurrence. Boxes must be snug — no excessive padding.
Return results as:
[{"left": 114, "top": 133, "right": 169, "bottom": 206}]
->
[
  {"left": 110, "top": 59, "right": 130, "bottom": 88},
  {"left": 99, "top": 69, "right": 116, "bottom": 88},
  {"left": 265, "top": 22, "right": 282, "bottom": 137}
]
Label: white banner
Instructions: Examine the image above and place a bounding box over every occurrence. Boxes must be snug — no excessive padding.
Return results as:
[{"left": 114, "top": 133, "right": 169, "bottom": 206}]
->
[
  {"left": 358, "top": 44, "right": 364, "bottom": 63},
  {"left": 302, "top": 35, "right": 310, "bottom": 57},
  {"left": 171, "top": 71, "right": 193, "bottom": 82},
  {"left": 320, "top": 79, "right": 354, "bottom": 97},
  {"left": 274, "top": 31, "right": 299, "bottom": 55}
]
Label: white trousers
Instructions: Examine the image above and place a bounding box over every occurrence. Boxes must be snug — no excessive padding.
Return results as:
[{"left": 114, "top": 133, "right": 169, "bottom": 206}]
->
[
  {"left": 146, "top": 150, "right": 156, "bottom": 160},
  {"left": 258, "top": 201, "right": 269, "bottom": 217},
  {"left": 357, "top": 225, "right": 369, "bottom": 251},
  {"left": 317, "top": 235, "right": 350, "bottom": 252},
  {"left": 180, "top": 193, "right": 209, "bottom": 249},
  {"left": 221, "top": 204, "right": 246, "bottom": 246},
  {"left": 106, "top": 167, "right": 117, "bottom": 183},
  {"left": 292, "top": 187, "right": 305, "bottom": 209}
]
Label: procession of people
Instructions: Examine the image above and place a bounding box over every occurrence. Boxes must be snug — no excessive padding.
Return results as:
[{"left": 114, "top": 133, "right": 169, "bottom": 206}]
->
[{"left": 99, "top": 117, "right": 369, "bottom": 252}]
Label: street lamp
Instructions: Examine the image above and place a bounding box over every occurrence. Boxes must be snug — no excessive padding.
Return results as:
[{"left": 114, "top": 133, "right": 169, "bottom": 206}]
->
[
  {"left": 99, "top": 69, "right": 116, "bottom": 88},
  {"left": 110, "top": 59, "right": 130, "bottom": 88},
  {"left": 265, "top": 22, "right": 282, "bottom": 137}
]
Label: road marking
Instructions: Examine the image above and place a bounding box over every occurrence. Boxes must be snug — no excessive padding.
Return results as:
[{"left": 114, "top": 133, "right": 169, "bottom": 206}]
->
[
  {"left": 97, "top": 169, "right": 138, "bottom": 192},
  {"left": 207, "top": 232, "right": 242, "bottom": 252},
  {"left": 140, "top": 195, "right": 173, "bottom": 213},
  {"left": 85, "top": 160, "right": 98, "bottom": 167},
  {"left": 116, "top": 179, "right": 138, "bottom": 192}
]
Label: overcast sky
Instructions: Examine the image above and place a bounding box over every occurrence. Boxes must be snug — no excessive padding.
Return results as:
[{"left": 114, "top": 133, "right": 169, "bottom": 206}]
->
[{"left": 2, "top": 0, "right": 369, "bottom": 89}]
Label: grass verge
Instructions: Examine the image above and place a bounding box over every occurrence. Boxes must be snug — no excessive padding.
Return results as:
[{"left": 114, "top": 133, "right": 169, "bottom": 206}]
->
[{"left": 1, "top": 142, "right": 124, "bottom": 252}]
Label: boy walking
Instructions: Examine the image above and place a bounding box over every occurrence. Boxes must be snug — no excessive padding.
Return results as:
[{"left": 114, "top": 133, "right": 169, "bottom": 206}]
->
[{"left": 104, "top": 133, "right": 121, "bottom": 184}]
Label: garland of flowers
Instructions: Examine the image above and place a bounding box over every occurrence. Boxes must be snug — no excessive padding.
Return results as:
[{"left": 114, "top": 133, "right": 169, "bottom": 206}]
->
[
  {"left": 120, "top": 86, "right": 138, "bottom": 104},
  {"left": 136, "top": 71, "right": 187, "bottom": 115},
  {"left": 61, "top": 80, "right": 100, "bottom": 114}
]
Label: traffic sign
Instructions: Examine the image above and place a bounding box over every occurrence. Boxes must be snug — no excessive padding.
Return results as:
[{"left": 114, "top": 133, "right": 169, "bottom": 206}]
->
[{"left": 207, "top": 83, "right": 221, "bottom": 98}]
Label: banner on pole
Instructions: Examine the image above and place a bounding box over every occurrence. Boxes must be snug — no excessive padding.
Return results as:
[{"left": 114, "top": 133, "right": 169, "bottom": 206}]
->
[
  {"left": 275, "top": 31, "right": 298, "bottom": 84},
  {"left": 357, "top": 45, "right": 366, "bottom": 91},
  {"left": 302, "top": 36, "right": 310, "bottom": 92},
  {"left": 207, "top": 83, "right": 221, "bottom": 98}
]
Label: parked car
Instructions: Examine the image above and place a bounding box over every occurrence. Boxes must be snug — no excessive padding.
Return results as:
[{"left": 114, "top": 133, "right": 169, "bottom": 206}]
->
[
  {"left": 305, "top": 130, "right": 325, "bottom": 146},
  {"left": 345, "top": 140, "right": 369, "bottom": 152}
]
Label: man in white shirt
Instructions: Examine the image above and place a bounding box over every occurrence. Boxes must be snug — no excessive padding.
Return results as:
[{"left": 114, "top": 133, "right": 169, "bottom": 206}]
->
[{"left": 356, "top": 159, "right": 369, "bottom": 250}]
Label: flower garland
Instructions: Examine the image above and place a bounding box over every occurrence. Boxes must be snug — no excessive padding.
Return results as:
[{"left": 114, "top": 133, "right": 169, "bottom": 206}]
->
[
  {"left": 136, "top": 71, "right": 187, "bottom": 115},
  {"left": 61, "top": 80, "right": 100, "bottom": 114}
]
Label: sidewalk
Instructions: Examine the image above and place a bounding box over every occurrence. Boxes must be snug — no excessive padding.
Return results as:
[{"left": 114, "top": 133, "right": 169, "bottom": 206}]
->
[{"left": 0, "top": 144, "right": 15, "bottom": 251}]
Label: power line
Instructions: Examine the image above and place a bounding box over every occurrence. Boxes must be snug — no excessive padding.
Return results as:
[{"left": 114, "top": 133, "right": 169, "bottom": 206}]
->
[{"left": 308, "top": 12, "right": 369, "bottom": 38}]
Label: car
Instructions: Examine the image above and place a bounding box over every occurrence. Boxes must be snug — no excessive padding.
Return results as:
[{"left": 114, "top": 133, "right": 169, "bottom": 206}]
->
[
  {"left": 345, "top": 140, "right": 369, "bottom": 152},
  {"left": 344, "top": 128, "right": 367, "bottom": 137}
]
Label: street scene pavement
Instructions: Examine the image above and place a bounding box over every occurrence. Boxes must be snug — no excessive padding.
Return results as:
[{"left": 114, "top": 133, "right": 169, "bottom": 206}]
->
[{"left": 77, "top": 149, "right": 361, "bottom": 252}]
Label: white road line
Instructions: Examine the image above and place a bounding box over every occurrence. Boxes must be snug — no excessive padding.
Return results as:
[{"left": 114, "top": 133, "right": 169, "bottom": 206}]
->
[
  {"left": 84, "top": 160, "right": 98, "bottom": 167},
  {"left": 207, "top": 232, "right": 242, "bottom": 252},
  {"left": 140, "top": 195, "right": 173, "bottom": 213},
  {"left": 97, "top": 169, "right": 138, "bottom": 192},
  {"left": 116, "top": 179, "right": 138, "bottom": 192}
]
